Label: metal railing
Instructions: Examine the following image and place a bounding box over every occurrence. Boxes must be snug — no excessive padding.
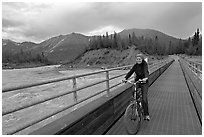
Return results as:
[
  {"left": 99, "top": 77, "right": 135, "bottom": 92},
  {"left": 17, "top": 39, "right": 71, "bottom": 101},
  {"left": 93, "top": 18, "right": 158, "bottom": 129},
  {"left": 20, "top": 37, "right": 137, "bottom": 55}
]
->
[
  {"left": 179, "top": 57, "right": 202, "bottom": 124},
  {"left": 178, "top": 55, "right": 202, "bottom": 80},
  {"left": 184, "top": 59, "right": 202, "bottom": 80},
  {"left": 179, "top": 57, "right": 202, "bottom": 95},
  {"left": 2, "top": 59, "right": 171, "bottom": 134}
]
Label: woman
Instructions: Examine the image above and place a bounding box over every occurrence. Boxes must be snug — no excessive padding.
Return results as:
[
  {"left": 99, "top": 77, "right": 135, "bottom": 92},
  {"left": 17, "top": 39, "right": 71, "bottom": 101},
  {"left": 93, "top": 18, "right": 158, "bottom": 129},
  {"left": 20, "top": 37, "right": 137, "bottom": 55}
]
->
[{"left": 124, "top": 53, "right": 150, "bottom": 121}]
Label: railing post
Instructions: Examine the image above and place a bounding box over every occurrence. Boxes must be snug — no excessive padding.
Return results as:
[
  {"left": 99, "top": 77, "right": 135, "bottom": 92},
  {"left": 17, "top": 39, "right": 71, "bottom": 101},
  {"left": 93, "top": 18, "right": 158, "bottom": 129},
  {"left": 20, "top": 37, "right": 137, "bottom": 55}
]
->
[
  {"left": 106, "top": 71, "right": 110, "bottom": 96},
  {"left": 189, "top": 62, "right": 191, "bottom": 69},
  {"left": 72, "top": 77, "right": 77, "bottom": 102},
  {"left": 199, "top": 65, "right": 202, "bottom": 77},
  {"left": 193, "top": 62, "right": 196, "bottom": 73},
  {"left": 194, "top": 63, "right": 198, "bottom": 74}
]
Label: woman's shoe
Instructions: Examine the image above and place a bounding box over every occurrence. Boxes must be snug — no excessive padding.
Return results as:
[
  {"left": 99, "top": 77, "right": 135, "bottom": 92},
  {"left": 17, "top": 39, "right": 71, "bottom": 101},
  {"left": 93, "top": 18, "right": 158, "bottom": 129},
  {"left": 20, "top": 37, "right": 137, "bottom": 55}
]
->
[{"left": 144, "top": 115, "right": 150, "bottom": 121}]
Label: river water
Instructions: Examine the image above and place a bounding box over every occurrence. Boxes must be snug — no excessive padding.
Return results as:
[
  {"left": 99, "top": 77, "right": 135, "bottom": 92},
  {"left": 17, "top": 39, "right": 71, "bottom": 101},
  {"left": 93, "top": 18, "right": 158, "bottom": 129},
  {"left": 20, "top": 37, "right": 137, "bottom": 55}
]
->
[{"left": 2, "top": 65, "right": 127, "bottom": 134}]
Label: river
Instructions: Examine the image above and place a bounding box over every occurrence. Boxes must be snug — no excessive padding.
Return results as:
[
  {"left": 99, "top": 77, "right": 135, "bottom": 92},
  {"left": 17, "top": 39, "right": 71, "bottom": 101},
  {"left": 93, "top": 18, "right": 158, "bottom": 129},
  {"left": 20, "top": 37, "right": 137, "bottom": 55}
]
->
[{"left": 2, "top": 65, "right": 127, "bottom": 134}]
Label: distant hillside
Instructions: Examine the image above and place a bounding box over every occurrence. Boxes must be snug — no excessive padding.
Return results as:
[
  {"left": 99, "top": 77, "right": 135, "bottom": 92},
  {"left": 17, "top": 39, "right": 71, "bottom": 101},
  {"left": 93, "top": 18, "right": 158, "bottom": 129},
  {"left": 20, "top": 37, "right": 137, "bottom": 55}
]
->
[
  {"left": 64, "top": 46, "right": 165, "bottom": 69},
  {"left": 119, "top": 28, "right": 180, "bottom": 46},
  {"left": 3, "top": 33, "right": 90, "bottom": 63},
  {"left": 3, "top": 28, "right": 184, "bottom": 64},
  {"left": 27, "top": 33, "right": 90, "bottom": 63},
  {"left": 2, "top": 39, "right": 37, "bottom": 54}
]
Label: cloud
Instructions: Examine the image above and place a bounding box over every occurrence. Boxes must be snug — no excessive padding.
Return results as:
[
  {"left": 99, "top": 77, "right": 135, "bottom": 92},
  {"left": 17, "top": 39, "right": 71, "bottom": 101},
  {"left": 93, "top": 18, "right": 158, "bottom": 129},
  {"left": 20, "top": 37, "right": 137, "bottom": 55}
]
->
[
  {"left": 87, "top": 25, "right": 123, "bottom": 36},
  {"left": 2, "top": 18, "right": 24, "bottom": 28},
  {"left": 150, "top": 2, "right": 202, "bottom": 38},
  {"left": 2, "top": 2, "right": 202, "bottom": 42}
]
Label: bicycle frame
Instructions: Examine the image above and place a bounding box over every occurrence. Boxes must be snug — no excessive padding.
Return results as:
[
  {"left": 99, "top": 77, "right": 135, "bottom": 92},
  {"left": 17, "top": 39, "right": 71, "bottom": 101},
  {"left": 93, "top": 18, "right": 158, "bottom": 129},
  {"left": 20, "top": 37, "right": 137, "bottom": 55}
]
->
[
  {"left": 124, "top": 80, "right": 143, "bottom": 99},
  {"left": 123, "top": 79, "right": 147, "bottom": 134},
  {"left": 124, "top": 80, "right": 144, "bottom": 116}
]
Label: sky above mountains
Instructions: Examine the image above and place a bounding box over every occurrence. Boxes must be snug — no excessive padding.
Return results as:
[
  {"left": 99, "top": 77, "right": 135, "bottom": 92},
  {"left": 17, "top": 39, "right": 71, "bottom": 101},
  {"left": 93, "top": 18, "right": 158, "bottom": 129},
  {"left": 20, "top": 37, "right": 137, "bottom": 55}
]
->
[{"left": 2, "top": 2, "right": 202, "bottom": 43}]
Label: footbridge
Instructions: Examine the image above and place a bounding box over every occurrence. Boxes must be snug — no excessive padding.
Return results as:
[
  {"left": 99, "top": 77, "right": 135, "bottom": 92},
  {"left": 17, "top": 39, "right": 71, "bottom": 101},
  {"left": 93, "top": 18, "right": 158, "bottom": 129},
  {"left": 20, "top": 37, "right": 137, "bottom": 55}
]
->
[{"left": 2, "top": 55, "right": 202, "bottom": 135}]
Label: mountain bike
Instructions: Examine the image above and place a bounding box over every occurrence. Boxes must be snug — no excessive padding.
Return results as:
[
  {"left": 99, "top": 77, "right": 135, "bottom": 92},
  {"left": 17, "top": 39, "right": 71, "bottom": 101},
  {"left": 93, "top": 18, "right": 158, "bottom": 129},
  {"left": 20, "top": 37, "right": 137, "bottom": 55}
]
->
[{"left": 122, "top": 79, "right": 146, "bottom": 134}]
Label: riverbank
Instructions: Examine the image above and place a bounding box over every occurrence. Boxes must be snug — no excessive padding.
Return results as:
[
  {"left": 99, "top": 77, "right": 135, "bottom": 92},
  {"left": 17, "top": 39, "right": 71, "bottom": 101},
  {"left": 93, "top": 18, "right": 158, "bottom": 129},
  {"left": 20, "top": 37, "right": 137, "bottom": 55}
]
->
[{"left": 2, "top": 62, "right": 55, "bottom": 70}]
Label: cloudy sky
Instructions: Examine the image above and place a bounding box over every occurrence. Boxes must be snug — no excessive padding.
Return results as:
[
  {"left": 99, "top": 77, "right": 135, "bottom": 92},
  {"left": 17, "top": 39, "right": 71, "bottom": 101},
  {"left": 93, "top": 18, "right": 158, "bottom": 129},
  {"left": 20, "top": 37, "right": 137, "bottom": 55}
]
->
[{"left": 2, "top": 2, "right": 202, "bottom": 43}]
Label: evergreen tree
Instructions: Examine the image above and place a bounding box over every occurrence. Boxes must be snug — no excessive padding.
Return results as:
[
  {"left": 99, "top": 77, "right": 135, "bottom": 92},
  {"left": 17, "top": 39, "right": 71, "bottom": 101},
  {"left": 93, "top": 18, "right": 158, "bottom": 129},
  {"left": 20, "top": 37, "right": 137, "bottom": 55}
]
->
[
  {"left": 168, "top": 41, "right": 172, "bottom": 55},
  {"left": 147, "top": 38, "right": 154, "bottom": 54},
  {"left": 121, "top": 39, "right": 127, "bottom": 49},
  {"left": 128, "top": 34, "right": 132, "bottom": 46},
  {"left": 132, "top": 32, "right": 137, "bottom": 46},
  {"left": 154, "top": 36, "right": 158, "bottom": 54},
  {"left": 117, "top": 34, "right": 123, "bottom": 50},
  {"left": 89, "top": 36, "right": 97, "bottom": 50},
  {"left": 197, "top": 36, "right": 202, "bottom": 55},
  {"left": 113, "top": 31, "right": 118, "bottom": 49},
  {"left": 192, "top": 28, "right": 200, "bottom": 46},
  {"left": 98, "top": 36, "right": 103, "bottom": 49},
  {"left": 104, "top": 32, "right": 110, "bottom": 48},
  {"left": 196, "top": 29, "right": 199, "bottom": 45}
]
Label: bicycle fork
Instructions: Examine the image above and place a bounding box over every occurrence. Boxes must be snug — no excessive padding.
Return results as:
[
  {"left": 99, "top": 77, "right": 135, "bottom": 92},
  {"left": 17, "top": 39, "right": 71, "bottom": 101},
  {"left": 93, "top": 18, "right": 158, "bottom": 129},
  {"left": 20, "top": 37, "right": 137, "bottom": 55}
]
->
[{"left": 131, "top": 92, "right": 139, "bottom": 120}]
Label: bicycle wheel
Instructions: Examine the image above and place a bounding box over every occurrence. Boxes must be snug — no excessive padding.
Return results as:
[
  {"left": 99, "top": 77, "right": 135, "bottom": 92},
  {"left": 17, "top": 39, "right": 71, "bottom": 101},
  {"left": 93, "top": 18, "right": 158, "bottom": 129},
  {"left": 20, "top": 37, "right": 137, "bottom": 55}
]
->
[{"left": 124, "top": 103, "right": 141, "bottom": 134}]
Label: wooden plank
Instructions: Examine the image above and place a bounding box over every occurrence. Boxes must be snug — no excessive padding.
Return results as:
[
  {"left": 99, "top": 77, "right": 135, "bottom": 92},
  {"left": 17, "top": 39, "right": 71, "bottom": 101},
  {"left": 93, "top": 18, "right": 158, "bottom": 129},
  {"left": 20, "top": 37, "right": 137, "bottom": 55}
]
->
[
  {"left": 113, "top": 88, "right": 132, "bottom": 109},
  {"left": 30, "top": 60, "right": 174, "bottom": 135},
  {"left": 114, "top": 102, "right": 129, "bottom": 121},
  {"left": 179, "top": 60, "right": 202, "bottom": 124},
  {"left": 80, "top": 106, "right": 114, "bottom": 134},
  {"left": 93, "top": 115, "right": 115, "bottom": 135},
  {"left": 61, "top": 100, "right": 113, "bottom": 134}
]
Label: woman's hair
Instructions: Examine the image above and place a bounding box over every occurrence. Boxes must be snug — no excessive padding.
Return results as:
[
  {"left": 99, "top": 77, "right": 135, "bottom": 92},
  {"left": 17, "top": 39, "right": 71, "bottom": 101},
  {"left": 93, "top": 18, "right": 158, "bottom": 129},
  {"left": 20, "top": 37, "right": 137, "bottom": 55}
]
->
[
  {"left": 136, "top": 53, "right": 144, "bottom": 60},
  {"left": 136, "top": 58, "right": 147, "bottom": 71}
]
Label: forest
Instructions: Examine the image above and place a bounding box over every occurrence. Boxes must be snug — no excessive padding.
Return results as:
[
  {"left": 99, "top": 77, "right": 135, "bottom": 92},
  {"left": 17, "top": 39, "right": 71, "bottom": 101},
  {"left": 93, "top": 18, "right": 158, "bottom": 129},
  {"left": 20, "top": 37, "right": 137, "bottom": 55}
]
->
[
  {"left": 2, "top": 29, "right": 202, "bottom": 66},
  {"left": 2, "top": 49, "right": 52, "bottom": 65},
  {"left": 88, "top": 29, "right": 202, "bottom": 56}
]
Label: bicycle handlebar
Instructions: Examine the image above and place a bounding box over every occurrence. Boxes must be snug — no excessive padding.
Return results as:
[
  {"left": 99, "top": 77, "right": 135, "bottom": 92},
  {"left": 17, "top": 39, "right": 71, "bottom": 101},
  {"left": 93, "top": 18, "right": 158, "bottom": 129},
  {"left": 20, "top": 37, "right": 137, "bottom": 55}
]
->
[{"left": 122, "top": 79, "right": 146, "bottom": 85}]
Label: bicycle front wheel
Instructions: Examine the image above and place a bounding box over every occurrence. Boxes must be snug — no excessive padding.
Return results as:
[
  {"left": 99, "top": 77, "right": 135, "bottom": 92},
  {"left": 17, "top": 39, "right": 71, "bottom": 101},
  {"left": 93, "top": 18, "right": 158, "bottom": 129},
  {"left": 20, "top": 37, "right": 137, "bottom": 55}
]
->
[{"left": 124, "top": 103, "right": 141, "bottom": 134}]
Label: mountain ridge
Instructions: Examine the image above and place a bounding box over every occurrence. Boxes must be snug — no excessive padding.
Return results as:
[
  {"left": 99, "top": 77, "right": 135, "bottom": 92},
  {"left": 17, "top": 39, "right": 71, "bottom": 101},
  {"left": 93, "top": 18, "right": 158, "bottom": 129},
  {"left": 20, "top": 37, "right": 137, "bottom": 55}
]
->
[
  {"left": 119, "top": 28, "right": 181, "bottom": 46},
  {"left": 2, "top": 28, "right": 183, "bottom": 63},
  {"left": 3, "top": 28, "right": 183, "bottom": 45}
]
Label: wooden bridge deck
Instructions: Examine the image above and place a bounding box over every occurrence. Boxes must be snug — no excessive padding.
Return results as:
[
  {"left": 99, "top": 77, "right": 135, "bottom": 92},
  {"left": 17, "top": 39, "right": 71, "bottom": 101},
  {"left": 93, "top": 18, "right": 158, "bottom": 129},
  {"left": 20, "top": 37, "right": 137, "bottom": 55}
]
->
[{"left": 106, "top": 59, "right": 202, "bottom": 135}]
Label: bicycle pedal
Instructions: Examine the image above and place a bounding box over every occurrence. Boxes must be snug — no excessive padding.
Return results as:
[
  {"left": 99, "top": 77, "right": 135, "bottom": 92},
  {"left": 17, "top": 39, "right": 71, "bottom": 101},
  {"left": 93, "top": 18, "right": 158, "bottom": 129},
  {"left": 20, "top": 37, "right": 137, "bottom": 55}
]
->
[
  {"left": 144, "top": 116, "right": 150, "bottom": 121},
  {"left": 144, "top": 118, "right": 150, "bottom": 121},
  {"left": 131, "top": 116, "right": 138, "bottom": 121}
]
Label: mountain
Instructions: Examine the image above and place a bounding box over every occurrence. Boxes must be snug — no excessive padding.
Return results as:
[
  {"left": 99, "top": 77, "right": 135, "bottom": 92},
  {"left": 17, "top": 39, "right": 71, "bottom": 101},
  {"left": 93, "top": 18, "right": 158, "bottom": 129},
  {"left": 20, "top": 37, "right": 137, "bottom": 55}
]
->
[
  {"left": 2, "top": 33, "right": 90, "bottom": 63},
  {"left": 119, "top": 28, "right": 180, "bottom": 46},
  {"left": 73, "top": 46, "right": 142, "bottom": 67},
  {"left": 2, "top": 39, "right": 38, "bottom": 54},
  {"left": 27, "top": 33, "right": 90, "bottom": 63},
  {"left": 3, "top": 28, "right": 183, "bottom": 64},
  {"left": 61, "top": 46, "right": 166, "bottom": 69}
]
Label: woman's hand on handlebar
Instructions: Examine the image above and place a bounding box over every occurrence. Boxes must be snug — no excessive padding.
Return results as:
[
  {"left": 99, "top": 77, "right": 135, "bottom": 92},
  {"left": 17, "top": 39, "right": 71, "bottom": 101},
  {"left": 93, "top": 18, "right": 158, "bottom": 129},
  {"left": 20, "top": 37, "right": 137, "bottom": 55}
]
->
[
  {"left": 122, "top": 78, "right": 148, "bottom": 84},
  {"left": 122, "top": 79, "right": 127, "bottom": 83},
  {"left": 140, "top": 78, "right": 148, "bottom": 83}
]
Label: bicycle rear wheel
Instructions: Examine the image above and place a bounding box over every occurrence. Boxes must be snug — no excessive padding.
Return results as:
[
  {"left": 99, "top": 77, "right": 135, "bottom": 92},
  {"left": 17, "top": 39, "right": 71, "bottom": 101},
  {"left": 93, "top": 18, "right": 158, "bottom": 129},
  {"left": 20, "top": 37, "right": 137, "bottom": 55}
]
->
[{"left": 124, "top": 103, "right": 141, "bottom": 134}]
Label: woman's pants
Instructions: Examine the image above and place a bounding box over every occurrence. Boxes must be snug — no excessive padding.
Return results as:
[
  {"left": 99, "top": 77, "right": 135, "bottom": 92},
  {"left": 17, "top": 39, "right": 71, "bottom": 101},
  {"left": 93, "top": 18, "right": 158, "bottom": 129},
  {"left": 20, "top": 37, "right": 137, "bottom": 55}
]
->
[
  {"left": 141, "top": 83, "right": 149, "bottom": 116},
  {"left": 134, "top": 83, "right": 149, "bottom": 116}
]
